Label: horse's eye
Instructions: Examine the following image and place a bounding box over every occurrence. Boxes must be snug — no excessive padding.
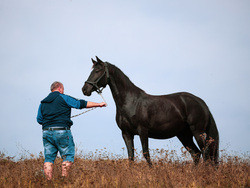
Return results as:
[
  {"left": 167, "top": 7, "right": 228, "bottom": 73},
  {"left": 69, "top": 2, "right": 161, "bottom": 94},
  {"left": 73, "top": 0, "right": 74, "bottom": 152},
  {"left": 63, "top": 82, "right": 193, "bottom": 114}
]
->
[{"left": 95, "top": 68, "right": 102, "bottom": 73}]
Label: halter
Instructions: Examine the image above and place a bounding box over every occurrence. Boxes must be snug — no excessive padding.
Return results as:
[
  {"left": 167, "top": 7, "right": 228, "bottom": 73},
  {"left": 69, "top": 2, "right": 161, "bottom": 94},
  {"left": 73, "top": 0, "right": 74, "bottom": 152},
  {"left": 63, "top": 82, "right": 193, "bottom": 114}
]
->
[
  {"left": 85, "top": 62, "right": 109, "bottom": 94},
  {"left": 72, "top": 63, "right": 109, "bottom": 118}
]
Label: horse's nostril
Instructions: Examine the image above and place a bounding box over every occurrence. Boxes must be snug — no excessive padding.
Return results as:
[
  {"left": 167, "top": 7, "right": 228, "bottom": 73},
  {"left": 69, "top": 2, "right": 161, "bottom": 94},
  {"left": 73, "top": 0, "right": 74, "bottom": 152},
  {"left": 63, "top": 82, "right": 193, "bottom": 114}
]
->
[{"left": 82, "top": 87, "right": 86, "bottom": 94}]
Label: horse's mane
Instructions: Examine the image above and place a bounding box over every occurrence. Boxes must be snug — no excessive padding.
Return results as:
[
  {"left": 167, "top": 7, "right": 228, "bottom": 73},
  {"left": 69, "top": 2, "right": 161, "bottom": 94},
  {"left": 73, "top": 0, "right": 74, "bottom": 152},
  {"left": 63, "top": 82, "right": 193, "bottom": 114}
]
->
[{"left": 107, "top": 62, "right": 145, "bottom": 94}]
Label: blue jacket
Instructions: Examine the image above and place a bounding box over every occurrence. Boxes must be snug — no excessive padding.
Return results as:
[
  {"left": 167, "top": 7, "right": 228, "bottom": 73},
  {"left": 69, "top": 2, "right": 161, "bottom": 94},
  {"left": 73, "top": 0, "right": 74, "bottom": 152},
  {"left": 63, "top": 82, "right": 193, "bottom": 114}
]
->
[{"left": 37, "top": 91, "right": 87, "bottom": 129}]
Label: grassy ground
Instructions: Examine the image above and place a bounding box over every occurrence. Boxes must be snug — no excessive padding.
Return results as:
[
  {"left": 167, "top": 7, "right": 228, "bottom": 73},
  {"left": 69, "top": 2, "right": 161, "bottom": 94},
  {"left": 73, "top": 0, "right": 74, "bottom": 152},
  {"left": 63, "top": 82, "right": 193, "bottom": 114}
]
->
[{"left": 0, "top": 149, "right": 249, "bottom": 188}]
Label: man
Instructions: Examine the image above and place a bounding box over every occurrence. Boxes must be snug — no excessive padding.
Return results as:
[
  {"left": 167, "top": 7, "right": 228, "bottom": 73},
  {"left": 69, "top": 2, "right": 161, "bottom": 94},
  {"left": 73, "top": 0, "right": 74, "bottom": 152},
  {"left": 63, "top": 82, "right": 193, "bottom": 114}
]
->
[{"left": 37, "top": 81, "right": 106, "bottom": 180}]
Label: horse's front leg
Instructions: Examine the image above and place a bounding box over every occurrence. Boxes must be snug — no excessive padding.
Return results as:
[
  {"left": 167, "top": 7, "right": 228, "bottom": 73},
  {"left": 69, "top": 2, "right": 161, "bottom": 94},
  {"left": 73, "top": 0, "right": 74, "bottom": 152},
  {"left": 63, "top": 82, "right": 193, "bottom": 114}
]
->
[
  {"left": 138, "top": 126, "right": 152, "bottom": 166},
  {"left": 122, "top": 131, "right": 135, "bottom": 161}
]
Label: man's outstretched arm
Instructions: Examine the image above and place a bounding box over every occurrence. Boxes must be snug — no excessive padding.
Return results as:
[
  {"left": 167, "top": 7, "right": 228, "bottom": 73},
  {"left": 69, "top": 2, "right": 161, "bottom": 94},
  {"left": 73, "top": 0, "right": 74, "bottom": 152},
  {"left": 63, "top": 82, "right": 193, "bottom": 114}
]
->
[{"left": 86, "top": 101, "right": 106, "bottom": 108}]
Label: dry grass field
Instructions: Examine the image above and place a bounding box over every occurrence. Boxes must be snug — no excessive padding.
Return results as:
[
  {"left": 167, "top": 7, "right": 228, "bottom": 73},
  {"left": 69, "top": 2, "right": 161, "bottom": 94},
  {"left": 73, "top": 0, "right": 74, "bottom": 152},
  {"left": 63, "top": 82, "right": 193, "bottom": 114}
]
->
[{"left": 0, "top": 149, "right": 249, "bottom": 188}]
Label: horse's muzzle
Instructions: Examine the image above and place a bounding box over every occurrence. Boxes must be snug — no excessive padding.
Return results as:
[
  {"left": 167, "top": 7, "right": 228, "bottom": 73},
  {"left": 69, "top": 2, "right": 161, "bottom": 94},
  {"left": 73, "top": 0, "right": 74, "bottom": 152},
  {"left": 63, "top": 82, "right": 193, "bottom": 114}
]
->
[{"left": 82, "top": 84, "right": 94, "bottom": 96}]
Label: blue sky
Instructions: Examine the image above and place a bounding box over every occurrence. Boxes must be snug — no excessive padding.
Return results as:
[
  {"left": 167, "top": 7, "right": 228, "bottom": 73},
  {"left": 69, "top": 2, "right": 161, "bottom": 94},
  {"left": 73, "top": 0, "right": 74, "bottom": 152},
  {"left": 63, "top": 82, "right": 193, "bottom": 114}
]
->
[{"left": 0, "top": 0, "right": 249, "bottom": 159}]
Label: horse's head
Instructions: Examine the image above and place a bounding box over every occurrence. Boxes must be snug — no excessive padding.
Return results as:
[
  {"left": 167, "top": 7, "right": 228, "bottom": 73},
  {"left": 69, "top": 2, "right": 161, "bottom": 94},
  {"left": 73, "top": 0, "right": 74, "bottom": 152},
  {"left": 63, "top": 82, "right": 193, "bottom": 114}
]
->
[{"left": 82, "top": 56, "right": 109, "bottom": 96}]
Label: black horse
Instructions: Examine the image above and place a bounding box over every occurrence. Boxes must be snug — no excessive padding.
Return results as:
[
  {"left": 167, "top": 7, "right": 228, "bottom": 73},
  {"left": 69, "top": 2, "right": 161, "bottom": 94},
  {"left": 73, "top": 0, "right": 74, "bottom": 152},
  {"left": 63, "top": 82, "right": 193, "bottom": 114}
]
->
[{"left": 82, "top": 56, "right": 219, "bottom": 165}]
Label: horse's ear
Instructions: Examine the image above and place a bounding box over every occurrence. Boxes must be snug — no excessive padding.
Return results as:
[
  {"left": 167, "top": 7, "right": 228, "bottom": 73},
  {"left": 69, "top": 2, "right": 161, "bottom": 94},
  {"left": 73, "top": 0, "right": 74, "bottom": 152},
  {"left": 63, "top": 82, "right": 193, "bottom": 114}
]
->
[
  {"left": 96, "top": 56, "right": 103, "bottom": 63},
  {"left": 91, "top": 58, "right": 97, "bottom": 65}
]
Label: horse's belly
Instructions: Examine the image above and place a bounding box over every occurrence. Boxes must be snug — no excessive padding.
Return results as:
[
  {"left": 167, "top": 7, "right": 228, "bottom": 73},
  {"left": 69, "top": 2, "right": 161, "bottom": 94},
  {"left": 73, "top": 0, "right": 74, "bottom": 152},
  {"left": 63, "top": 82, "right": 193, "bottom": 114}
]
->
[
  {"left": 148, "top": 121, "right": 186, "bottom": 139},
  {"left": 148, "top": 132, "right": 175, "bottom": 139}
]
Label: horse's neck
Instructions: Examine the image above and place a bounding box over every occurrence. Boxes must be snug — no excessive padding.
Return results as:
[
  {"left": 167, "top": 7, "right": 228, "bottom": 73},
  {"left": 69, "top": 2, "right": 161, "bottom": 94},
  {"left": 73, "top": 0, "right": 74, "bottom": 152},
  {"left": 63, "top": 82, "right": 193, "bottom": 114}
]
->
[{"left": 107, "top": 64, "right": 144, "bottom": 106}]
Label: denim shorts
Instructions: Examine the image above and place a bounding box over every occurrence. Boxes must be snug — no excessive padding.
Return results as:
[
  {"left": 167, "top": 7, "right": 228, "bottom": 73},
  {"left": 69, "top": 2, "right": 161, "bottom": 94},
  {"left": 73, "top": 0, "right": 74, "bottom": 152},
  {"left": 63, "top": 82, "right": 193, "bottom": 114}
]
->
[{"left": 43, "top": 130, "right": 75, "bottom": 163}]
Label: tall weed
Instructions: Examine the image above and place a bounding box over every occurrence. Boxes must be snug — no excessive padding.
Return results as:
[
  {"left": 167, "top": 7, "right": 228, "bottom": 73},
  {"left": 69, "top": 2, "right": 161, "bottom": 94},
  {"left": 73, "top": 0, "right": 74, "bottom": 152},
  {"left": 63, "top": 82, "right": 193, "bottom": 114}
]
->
[{"left": 0, "top": 149, "right": 249, "bottom": 187}]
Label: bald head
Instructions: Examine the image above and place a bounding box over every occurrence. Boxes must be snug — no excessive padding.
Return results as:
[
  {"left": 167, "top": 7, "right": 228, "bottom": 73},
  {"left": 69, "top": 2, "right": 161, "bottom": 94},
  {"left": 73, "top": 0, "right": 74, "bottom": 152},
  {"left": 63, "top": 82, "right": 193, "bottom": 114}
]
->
[{"left": 50, "top": 81, "right": 64, "bottom": 93}]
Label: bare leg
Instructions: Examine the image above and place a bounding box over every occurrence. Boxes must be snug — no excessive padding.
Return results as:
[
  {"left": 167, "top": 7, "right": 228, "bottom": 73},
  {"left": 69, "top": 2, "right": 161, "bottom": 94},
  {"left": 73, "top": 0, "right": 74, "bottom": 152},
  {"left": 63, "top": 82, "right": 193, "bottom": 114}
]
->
[
  {"left": 44, "top": 162, "right": 53, "bottom": 180},
  {"left": 62, "top": 161, "right": 73, "bottom": 177}
]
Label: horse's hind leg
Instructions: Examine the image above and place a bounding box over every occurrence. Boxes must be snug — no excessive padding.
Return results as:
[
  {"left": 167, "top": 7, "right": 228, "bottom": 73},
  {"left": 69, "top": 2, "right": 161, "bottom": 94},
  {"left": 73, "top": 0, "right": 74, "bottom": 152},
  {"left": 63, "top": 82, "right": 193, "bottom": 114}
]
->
[
  {"left": 177, "top": 131, "right": 201, "bottom": 165},
  {"left": 190, "top": 126, "right": 210, "bottom": 162}
]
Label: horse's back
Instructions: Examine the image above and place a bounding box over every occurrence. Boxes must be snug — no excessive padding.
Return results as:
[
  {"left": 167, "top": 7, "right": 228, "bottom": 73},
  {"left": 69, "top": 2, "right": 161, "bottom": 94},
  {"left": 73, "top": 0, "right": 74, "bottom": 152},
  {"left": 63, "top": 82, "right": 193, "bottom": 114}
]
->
[
  {"left": 174, "top": 92, "right": 210, "bottom": 120},
  {"left": 148, "top": 91, "right": 208, "bottom": 113},
  {"left": 159, "top": 92, "right": 209, "bottom": 112},
  {"left": 167, "top": 92, "right": 212, "bottom": 133},
  {"left": 144, "top": 92, "right": 211, "bottom": 136}
]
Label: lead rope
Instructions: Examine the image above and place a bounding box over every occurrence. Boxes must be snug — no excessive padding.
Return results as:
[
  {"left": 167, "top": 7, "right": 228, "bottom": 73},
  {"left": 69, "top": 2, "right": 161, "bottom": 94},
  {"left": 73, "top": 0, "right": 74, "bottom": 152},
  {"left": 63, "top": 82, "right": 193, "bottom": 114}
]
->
[
  {"left": 99, "top": 92, "right": 107, "bottom": 105},
  {"left": 71, "top": 92, "right": 107, "bottom": 118}
]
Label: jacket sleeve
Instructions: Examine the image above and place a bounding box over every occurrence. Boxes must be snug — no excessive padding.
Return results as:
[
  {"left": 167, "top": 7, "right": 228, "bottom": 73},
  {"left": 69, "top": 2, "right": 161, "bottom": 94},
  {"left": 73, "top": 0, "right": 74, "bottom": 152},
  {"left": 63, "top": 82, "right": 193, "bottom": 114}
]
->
[
  {"left": 36, "top": 104, "right": 43, "bottom": 125},
  {"left": 60, "top": 94, "right": 87, "bottom": 109}
]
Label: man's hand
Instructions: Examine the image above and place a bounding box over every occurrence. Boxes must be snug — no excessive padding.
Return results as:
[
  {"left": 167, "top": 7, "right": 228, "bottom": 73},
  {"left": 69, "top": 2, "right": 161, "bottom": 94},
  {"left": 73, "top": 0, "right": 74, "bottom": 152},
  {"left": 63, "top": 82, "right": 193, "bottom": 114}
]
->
[{"left": 99, "top": 102, "right": 107, "bottom": 107}]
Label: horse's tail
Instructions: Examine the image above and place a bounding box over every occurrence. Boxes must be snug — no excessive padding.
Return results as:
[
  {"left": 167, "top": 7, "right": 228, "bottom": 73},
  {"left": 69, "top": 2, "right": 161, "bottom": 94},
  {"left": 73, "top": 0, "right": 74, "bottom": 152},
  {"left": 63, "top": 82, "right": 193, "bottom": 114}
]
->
[{"left": 205, "top": 111, "right": 219, "bottom": 164}]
